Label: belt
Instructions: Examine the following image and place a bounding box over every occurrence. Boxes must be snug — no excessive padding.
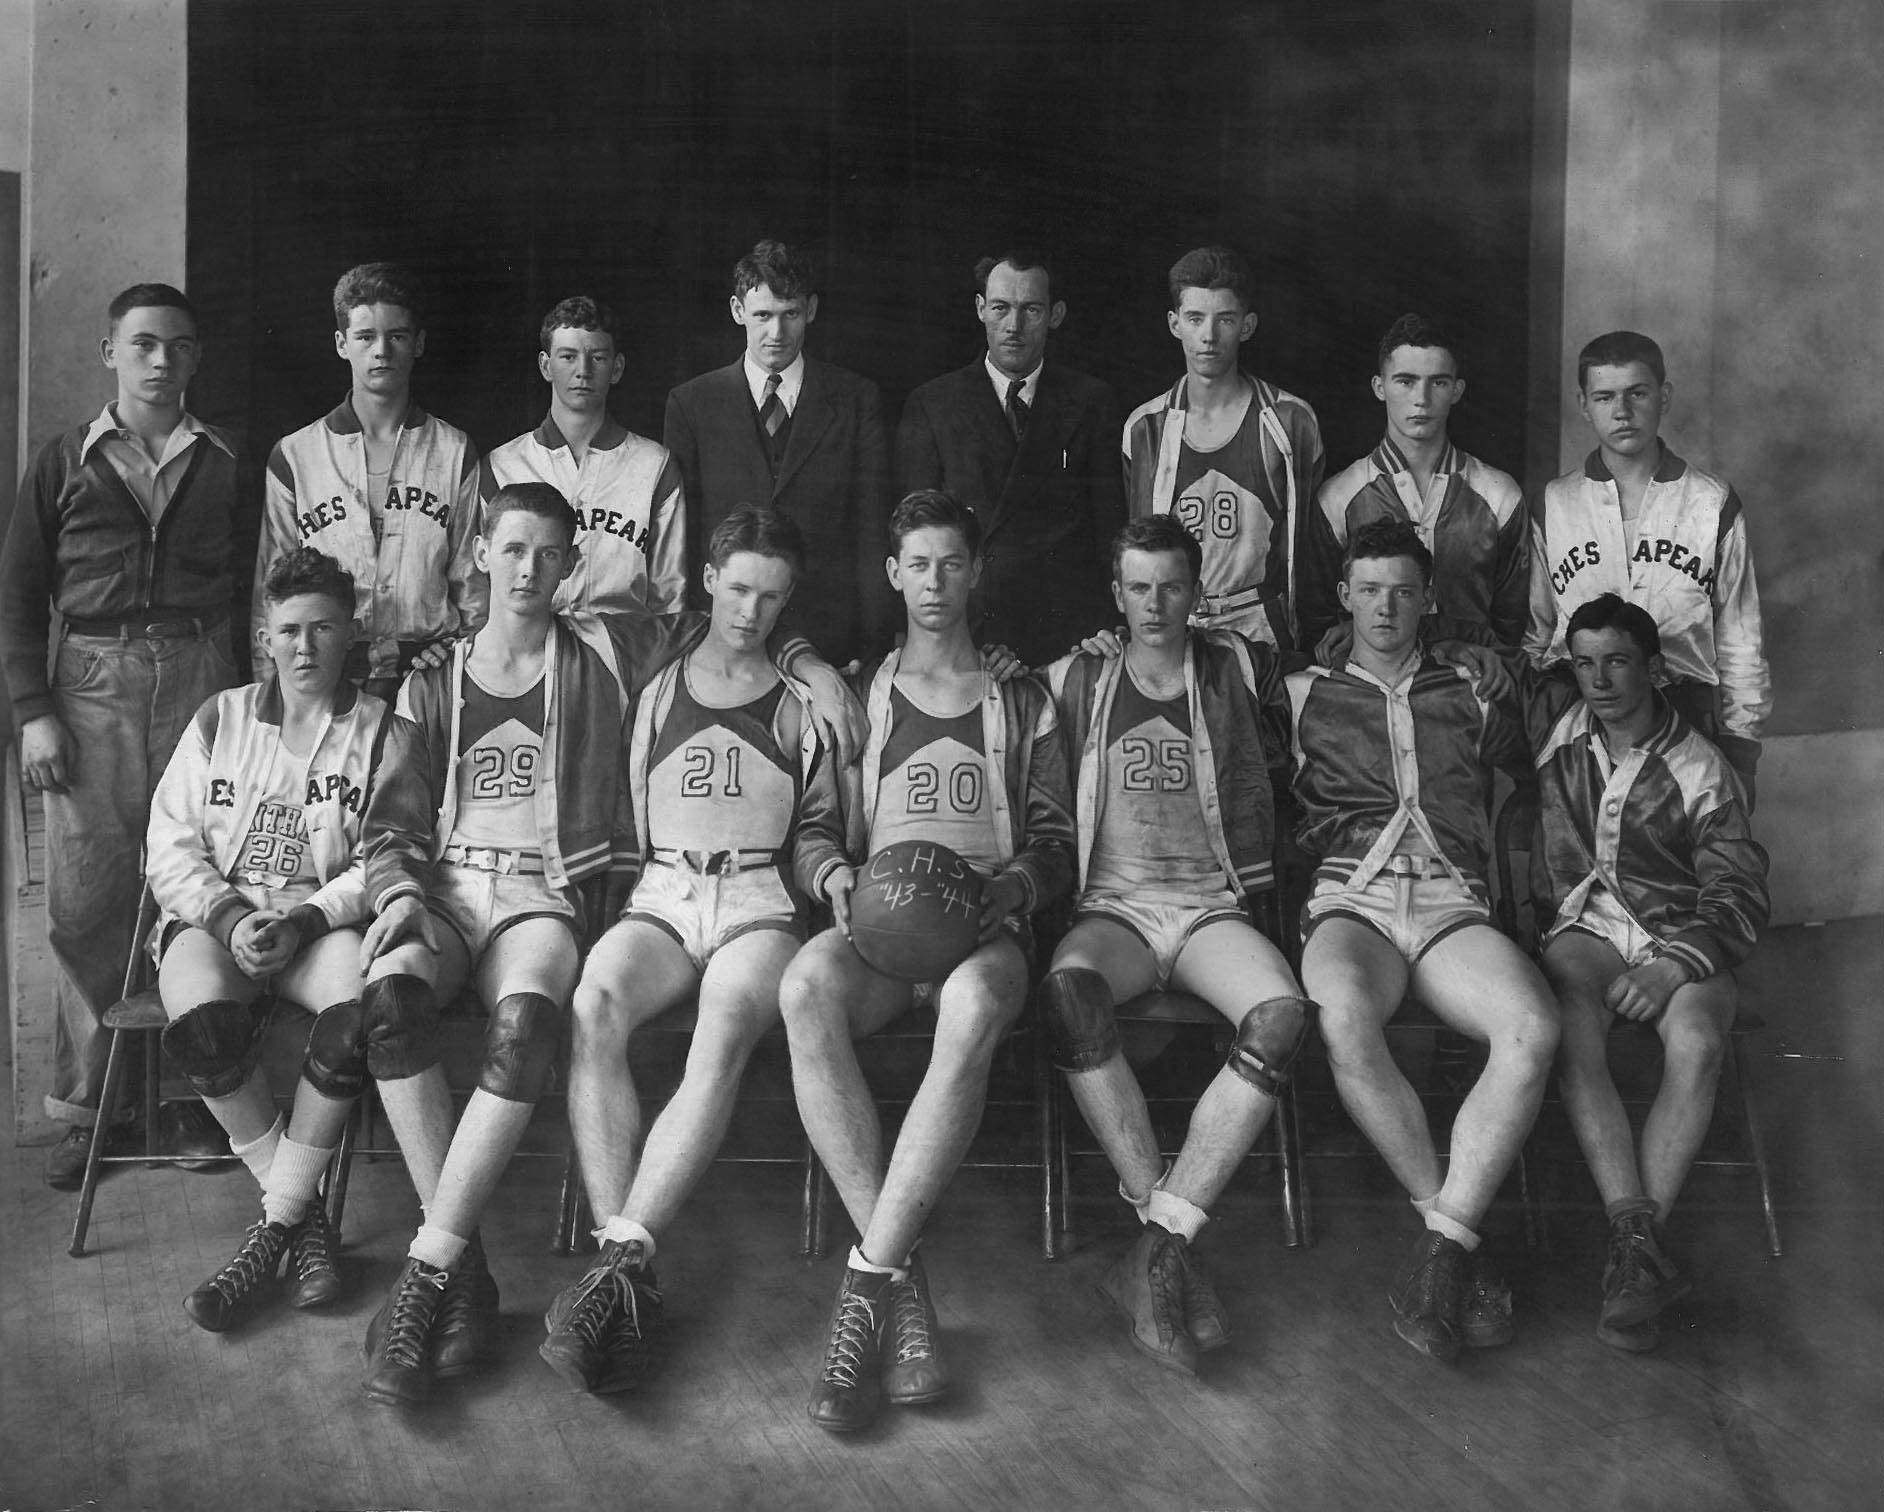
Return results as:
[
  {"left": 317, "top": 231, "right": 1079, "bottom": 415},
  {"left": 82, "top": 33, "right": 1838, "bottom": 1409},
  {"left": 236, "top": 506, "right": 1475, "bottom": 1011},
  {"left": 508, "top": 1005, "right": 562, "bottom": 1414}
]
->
[
  {"left": 652, "top": 847, "right": 782, "bottom": 876},
  {"left": 1385, "top": 853, "right": 1444, "bottom": 880},
  {"left": 1195, "top": 585, "right": 1277, "bottom": 619},
  {"left": 442, "top": 844, "right": 547, "bottom": 876},
  {"left": 63, "top": 611, "right": 227, "bottom": 640}
]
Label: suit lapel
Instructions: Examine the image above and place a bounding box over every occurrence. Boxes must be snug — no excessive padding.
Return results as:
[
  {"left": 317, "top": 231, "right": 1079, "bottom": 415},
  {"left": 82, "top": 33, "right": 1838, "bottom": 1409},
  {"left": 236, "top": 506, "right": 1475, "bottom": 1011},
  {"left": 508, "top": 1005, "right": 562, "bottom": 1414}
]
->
[
  {"left": 775, "top": 359, "right": 835, "bottom": 495},
  {"left": 986, "top": 363, "right": 1075, "bottom": 538}
]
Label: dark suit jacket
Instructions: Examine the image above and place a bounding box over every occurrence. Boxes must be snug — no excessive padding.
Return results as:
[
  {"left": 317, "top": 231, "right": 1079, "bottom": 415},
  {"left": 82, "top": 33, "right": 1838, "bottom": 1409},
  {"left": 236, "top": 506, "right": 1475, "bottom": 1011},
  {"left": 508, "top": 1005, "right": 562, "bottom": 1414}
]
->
[
  {"left": 896, "top": 359, "right": 1123, "bottom": 665},
  {"left": 664, "top": 357, "right": 891, "bottom": 664}
]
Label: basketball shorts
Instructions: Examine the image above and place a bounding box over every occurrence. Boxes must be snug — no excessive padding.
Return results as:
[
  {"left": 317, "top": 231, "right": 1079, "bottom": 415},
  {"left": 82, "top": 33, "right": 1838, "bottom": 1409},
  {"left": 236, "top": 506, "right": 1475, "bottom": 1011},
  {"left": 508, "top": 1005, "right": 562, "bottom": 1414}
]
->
[
  {"left": 1076, "top": 891, "right": 1247, "bottom": 989},
  {"left": 155, "top": 879, "right": 323, "bottom": 962},
  {"left": 909, "top": 914, "right": 1035, "bottom": 1011},
  {"left": 1301, "top": 858, "right": 1491, "bottom": 964},
  {"left": 427, "top": 860, "right": 580, "bottom": 959},
  {"left": 1547, "top": 885, "right": 1661, "bottom": 969},
  {"left": 626, "top": 859, "right": 806, "bottom": 973}
]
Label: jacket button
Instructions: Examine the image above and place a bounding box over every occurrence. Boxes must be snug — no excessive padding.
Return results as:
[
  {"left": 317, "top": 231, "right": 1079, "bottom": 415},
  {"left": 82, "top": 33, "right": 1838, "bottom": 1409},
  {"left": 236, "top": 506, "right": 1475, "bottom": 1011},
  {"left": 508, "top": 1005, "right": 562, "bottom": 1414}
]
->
[{"left": 1605, "top": 802, "right": 1619, "bottom": 815}]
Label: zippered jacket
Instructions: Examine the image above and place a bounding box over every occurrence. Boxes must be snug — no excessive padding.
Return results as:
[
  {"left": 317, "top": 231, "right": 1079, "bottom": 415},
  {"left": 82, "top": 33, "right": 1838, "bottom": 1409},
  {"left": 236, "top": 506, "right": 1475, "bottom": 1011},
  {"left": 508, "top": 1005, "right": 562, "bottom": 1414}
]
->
[
  {"left": 1529, "top": 679, "right": 1768, "bottom": 979},
  {"left": 147, "top": 680, "right": 392, "bottom": 944},
  {"left": 1043, "top": 630, "right": 1289, "bottom": 899},
  {"left": 792, "top": 649, "right": 1076, "bottom": 915},
  {"left": 258, "top": 399, "right": 484, "bottom": 680},
  {"left": 1525, "top": 445, "right": 1770, "bottom": 754},
  {"left": 1, "top": 419, "right": 242, "bottom": 727}
]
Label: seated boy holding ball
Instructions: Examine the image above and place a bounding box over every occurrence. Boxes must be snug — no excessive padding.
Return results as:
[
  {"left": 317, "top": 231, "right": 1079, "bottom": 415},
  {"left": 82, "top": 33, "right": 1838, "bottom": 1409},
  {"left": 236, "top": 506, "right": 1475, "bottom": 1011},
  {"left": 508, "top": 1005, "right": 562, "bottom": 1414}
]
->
[{"left": 778, "top": 488, "right": 1076, "bottom": 1433}]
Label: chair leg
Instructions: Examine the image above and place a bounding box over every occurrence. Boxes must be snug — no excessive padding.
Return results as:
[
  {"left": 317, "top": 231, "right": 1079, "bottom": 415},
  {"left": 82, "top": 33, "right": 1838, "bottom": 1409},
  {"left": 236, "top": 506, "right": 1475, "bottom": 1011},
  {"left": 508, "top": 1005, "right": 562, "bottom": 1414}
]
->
[
  {"left": 324, "top": 1100, "right": 357, "bottom": 1232},
  {"left": 1039, "top": 1041, "right": 1065, "bottom": 1261},
  {"left": 142, "top": 1027, "right": 162, "bottom": 1157},
  {"left": 1275, "top": 1080, "right": 1306, "bottom": 1249},
  {"left": 69, "top": 1028, "right": 133, "bottom": 1259},
  {"left": 801, "top": 1142, "right": 832, "bottom": 1260},
  {"left": 1728, "top": 1033, "right": 1783, "bottom": 1259},
  {"left": 1517, "top": 1143, "right": 1541, "bottom": 1251},
  {"left": 553, "top": 1144, "right": 584, "bottom": 1255}
]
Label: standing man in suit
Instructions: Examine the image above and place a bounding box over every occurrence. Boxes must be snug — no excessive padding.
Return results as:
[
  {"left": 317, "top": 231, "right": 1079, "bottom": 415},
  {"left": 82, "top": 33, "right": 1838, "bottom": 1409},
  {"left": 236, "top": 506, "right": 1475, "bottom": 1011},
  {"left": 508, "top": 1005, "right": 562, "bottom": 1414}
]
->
[
  {"left": 664, "top": 240, "right": 891, "bottom": 665},
  {"left": 896, "top": 250, "right": 1124, "bottom": 664}
]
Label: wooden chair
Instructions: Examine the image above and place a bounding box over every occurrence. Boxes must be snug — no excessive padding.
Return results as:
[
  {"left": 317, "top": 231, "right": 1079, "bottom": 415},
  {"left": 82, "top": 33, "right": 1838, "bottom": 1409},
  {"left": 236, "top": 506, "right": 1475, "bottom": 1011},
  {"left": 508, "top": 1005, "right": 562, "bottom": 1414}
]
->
[
  {"left": 68, "top": 884, "right": 345, "bottom": 1258},
  {"left": 799, "top": 1007, "right": 1056, "bottom": 1261},
  {"left": 1492, "top": 785, "right": 1783, "bottom": 1257},
  {"left": 1040, "top": 890, "right": 1309, "bottom": 1259}
]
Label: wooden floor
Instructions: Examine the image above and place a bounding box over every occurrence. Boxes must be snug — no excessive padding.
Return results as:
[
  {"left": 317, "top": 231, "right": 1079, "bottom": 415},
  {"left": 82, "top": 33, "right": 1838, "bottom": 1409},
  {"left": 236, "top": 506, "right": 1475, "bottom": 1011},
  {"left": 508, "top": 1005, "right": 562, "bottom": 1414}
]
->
[{"left": 4, "top": 919, "right": 1882, "bottom": 1512}]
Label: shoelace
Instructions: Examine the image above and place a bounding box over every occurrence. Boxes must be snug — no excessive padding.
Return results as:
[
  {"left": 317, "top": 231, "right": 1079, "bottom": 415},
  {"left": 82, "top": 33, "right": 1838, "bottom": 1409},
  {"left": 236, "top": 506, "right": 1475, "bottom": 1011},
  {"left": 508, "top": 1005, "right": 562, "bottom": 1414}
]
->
[
  {"left": 1175, "top": 1244, "right": 1225, "bottom": 1326},
  {"left": 207, "top": 1221, "right": 287, "bottom": 1301},
  {"left": 610, "top": 1270, "right": 662, "bottom": 1354},
  {"left": 382, "top": 1264, "right": 448, "bottom": 1367},
  {"left": 437, "top": 1250, "right": 496, "bottom": 1338},
  {"left": 557, "top": 1262, "right": 626, "bottom": 1349},
  {"left": 889, "top": 1272, "right": 935, "bottom": 1364},
  {"left": 821, "top": 1290, "right": 882, "bottom": 1388},
  {"left": 1148, "top": 1237, "right": 1189, "bottom": 1330},
  {"left": 289, "top": 1209, "right": 337, "bottom": 1280},
  {"left": 1607, "top": 1225, "right": 1661, "bottom": 1293}
]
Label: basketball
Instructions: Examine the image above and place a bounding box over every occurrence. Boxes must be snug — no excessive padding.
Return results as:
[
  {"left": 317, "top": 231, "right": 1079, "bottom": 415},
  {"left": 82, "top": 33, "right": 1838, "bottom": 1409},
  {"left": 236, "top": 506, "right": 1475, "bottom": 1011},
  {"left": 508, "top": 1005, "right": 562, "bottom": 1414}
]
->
[{"left": 847, "top": 840, "right": 986, "bottom": 983}]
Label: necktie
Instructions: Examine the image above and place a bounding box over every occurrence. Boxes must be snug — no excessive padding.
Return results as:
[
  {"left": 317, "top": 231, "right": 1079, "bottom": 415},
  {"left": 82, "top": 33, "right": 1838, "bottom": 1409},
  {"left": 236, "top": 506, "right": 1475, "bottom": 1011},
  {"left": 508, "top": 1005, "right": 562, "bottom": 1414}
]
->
[
  {"left": 1006, "top": 378, "right": 1030, "bottom": 441},
  {"left": 759, "top": 373, "right": 785, "bottom": 438}
]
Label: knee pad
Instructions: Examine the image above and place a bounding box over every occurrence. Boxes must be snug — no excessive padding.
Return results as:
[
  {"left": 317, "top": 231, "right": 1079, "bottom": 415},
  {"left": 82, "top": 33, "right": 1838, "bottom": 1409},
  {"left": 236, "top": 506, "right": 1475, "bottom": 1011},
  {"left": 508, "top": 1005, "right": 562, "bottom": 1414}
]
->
[
  {"left": 1037, "top": 968, "right": 1121, "bottom": 1073},
  {"left": 1227, "top": 996, "right": 1316, "bottom": 1096},
  {"left": 478, "top": 992, "right": 563, "bottom": 1103},
  {"left": 161, "top": 998, "right": 263, "bottom": 1099},
  {"left": 361, "top": 973, "right": 443, "bottom": 1082},
  {"left": 302, "top": 999, "right": 368, "bottom": 1100}
]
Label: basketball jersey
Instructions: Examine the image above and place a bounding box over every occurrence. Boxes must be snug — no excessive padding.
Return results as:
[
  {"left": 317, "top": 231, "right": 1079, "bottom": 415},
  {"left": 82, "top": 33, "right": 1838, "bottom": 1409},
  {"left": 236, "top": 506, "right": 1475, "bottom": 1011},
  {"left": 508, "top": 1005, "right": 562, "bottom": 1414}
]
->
[
  {"left": 1170, "top": 403, "right": 1286, "bottom": 640},
  {"left": 229, "top": 748, "right": 321, "bottom": 889},
  {"left": 1086, "top": 668, "right": 1230, "bottom": 900},
  {"left": 869, "top": 685, "right": 1001, "bottom": 872},
  {"left": 645, "top": 670, "right": 797, "bottom": 854},
  {"left": 450, "top": 668, "right": 546, "bottom": 851}
]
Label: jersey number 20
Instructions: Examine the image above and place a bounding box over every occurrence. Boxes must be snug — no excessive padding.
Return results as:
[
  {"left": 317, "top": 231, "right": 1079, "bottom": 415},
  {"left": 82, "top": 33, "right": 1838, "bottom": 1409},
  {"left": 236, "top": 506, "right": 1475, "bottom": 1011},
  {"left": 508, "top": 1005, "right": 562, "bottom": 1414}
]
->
[{"left": 905, "top": 760, "right": 982, "bottom": 815}]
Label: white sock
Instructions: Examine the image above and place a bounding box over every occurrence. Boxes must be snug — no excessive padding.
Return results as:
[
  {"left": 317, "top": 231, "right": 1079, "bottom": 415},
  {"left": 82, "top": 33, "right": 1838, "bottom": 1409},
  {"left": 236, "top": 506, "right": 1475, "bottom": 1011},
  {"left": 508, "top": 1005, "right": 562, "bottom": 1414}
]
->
[
  {"left": 596, "top": 1215, "right": 656, "bottom": 1261},
  {"left": 1410, "top": 1190, "right": 1441, "bottom": 1220},
  {"left": 848, "top": 1243, "right": 907, "bottom": 1283},
  {"left": 409, "top": 1223, "right": 469, "bottom": 1271},
  {"left": 229, "top": 1114, "right": 284, "bottom": 1187},
  {"left": 261, "top": 1136, "right": 333, "bottom": 1227},
  {"left": 1146, "top": 1187, "right": 1209, "bottom": 1242},
  {"left": 1422, "top": 1206, "right": 1481, "bottom": 1252}
]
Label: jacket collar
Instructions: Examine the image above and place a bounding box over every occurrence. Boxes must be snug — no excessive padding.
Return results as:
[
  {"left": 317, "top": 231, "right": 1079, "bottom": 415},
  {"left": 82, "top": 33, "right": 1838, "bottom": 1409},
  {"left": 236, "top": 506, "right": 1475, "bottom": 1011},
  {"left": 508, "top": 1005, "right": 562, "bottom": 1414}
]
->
[
  {"left": 533, "top": 414, "right": 630, "bottom": 452},
  {"left": 1582, "top": 441, "right": 1687, "bottom": 485},
  {"left": 323, "top": 394, "right": 430, "bottom": 435},
  {"left": 255, "top": 675, "right": 360, "bottom": 728}
]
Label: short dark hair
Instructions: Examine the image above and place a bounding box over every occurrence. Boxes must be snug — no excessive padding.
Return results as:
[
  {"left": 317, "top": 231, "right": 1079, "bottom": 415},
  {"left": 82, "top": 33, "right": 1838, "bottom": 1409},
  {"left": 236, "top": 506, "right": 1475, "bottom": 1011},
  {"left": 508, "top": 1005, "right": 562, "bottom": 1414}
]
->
[
  {"left": 1577, "top": 330, "right": 1666, "bottom": 390},
  {"left": 1344, "top": 517, "right": 1434, "bottom": 587},
  {"left": 333, "top": 262, "right": 424, "bottom": 331},
  {"left": 1167, "top": 245, "right": 1255, "bottom": 312},
  {"left": 974, "top": 250, "right": 1053, "bottom": 300},
  {"left": 732, "top": 239, "right": 815, "bottom": 302},
  {"left": 706, "top": 505, "right": 805, "bottom": 577},
  {"left": 1377, "top": 313, "right": 1460, "bottom": 376},
  {"left": 263, "top": 547, "right": 357, "bottom": 617},
  {"left": 539, "top": 295, "right": 617, "bottom": 353},
  {"left": 1112, "top": 515, "right": 1202, "bottom": 583},
  {"left": 1566, "top": 592, "right": 1661, "bottom": 661},
  {"left": 108, "top": 283, "right": 197, "bottom": 330},
  {"left": 483, "top": 480, "right": 579, "bottom": 547},
  {"left": 888, "top": 489, "right": 982, "bottom": 560}
]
